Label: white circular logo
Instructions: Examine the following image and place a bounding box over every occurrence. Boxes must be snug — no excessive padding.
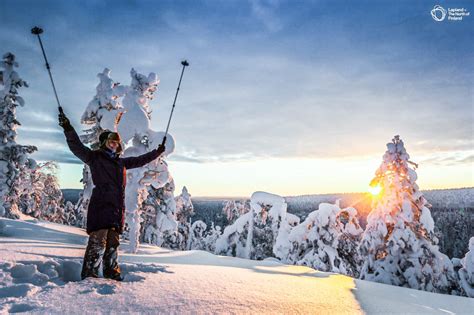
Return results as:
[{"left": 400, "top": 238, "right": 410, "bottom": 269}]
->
[{"left": 431, "top": 5, "right": 447, "bottom": 21}]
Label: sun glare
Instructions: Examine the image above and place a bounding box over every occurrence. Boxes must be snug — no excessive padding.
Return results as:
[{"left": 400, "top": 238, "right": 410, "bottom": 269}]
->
[{"left": 368, "top": 184, "right": 382, "bottom": 196}]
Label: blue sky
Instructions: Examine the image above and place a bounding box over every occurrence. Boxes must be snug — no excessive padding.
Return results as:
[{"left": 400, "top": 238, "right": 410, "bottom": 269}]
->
[{"left": 1, "top": 0, "right": 472, "bottom": 196}]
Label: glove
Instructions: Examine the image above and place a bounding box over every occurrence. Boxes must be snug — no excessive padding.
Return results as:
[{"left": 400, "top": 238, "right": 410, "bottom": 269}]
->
[
  {"left": 58, "top": 111, "right": 72, "bottom": 131},
  {"left": 157, "top": 144, "right": 165, "bottom": 155}
]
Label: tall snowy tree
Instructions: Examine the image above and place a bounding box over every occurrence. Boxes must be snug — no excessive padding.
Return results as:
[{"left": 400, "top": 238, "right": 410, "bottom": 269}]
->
[
  {"left": 77, "top": 68, "right": 125, "bottom": 227},
  {"left": 78, "top": 66, "right": 176, "bottom": 253},
  {"left": 118, "top": 68, "right": 176, "bottom": 253},
  {"left": 359, "top": 135, "right": 458, "bottom": 293},
  {"left": 0, "top": 53, "right": 37, "bottom": 218},
  {"left": 174, "top": 186, "right": 194, "bottom": 249}
]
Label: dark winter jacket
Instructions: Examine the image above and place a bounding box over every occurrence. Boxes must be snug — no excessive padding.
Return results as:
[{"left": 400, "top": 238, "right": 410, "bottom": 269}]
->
[{"left": 64, "top": 127, "right": 162, "bottom": 234}]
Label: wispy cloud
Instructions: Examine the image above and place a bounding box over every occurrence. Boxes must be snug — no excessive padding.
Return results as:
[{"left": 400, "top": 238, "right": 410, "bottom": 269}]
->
[{"left": 418, "top": 151, "right": 474, "bottom": 166}]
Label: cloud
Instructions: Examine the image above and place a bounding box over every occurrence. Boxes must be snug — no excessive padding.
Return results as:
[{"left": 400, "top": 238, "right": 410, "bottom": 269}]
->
[
  {"left": 418, "top": 152, "right": 474, "bottom": 166},
  {"left": 2, "top": 0, "right": 472, "bottom": 166}
]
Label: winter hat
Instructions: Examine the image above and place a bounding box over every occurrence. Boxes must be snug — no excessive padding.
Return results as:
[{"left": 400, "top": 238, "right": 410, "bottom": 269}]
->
[{"left": 99, "top": 130, "right": 123, "bottom": 154}]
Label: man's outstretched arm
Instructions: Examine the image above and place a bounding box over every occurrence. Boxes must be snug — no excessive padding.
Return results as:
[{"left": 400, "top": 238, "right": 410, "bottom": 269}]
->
[
  {"left": 121, "top": 145, "right": 165, "bottom": 170},
  {"left": 59, "top": 111, "right": 93, "bottom": 164}
]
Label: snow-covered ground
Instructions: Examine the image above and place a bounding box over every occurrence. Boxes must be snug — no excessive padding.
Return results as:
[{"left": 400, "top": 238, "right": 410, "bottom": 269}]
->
[{"left": 0, "top": 218, "right": 472, "bottom": 314}]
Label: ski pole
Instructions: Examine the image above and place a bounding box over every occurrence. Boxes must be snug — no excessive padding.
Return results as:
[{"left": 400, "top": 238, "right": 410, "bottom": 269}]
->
[
  {"left": 162, "top": 60, "right": 189, "bottom": 146},
  {"left": 31, "top": 26, "right": 64, "bottom": 114}
]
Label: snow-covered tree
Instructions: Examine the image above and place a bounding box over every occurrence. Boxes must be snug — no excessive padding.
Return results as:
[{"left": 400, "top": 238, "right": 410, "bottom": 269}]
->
[
  {"left": 74, "top": 166, "right": 90, "bottom": 228},
  {"left": 216, "top": 191, "right": 296, "bottom": 260},
  {"left": 173, "top": 186, "right": 195, "bottom": 249},
  {"left": 188, "top": 220, "right": 207, "bottom": 250},
  {"left": 335, "top": 207, "right": 363, "bottom": 277},
  {"left": 458, "top": 237, "right": 474, "bottom": 297},
  {"left": 119, "top": 68, "right": 176, "bottom": 253},
  {"left": 78, "top": 67, "right": 176, "bottom": 252},
  {"left": 63, "top": 201, "right": 79, "bottom": 226},
  {"left": 81, "top": 68, "right": 125, "bottom": 142},
  {"left": 278, "top": 202, "right": 362, "bottom": 276},
  {"left": 19, "top": 162, "right": 65, "bottom": 223},
  {"left": 215, "top": 210, "right": 249, "bottom": 257},
  {"left": 187, "top": 221, "right": 223, "bottom": 252},
  {"left": 202, "top": 223, "right": 221, "bottom": 253},
  {"left": 222, "top": 200, "right": 249, "bottom": 224},
  {"left": 77, "top": 68, "right": 125, "bottom": 228},
  {"left": 142, "top": 179, "right": 179, "bottom": 249},
  {"left": 359, "top": 135, "right": 458, "bottom": 294},
  {"left": 0, "top": 52, "right": 37, "bottom": 218},
  {"left": 175, "top": 186, "right": 194, "bottom": 224}
]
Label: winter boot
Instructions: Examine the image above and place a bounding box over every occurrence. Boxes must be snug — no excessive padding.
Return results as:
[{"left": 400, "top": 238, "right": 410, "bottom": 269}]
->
[
  {"left": 103, "top": 228, "right": 123, "bottom": 281},
  {"left": 81, "top": 229, "right": 107, "bottom": 280}
]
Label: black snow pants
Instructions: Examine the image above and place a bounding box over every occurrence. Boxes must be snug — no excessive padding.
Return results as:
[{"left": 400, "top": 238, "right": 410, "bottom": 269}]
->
[{"left": 81, "top": 228, "right": 121, "bottom": 280}]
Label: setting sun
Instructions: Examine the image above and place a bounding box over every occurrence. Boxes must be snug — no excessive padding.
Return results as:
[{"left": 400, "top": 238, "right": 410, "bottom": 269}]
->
[{"left": 368, "top": 184, "right": 382, "bottom": 196}]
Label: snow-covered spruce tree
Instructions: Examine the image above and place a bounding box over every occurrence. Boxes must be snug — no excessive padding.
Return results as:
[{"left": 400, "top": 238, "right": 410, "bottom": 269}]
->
[
  {"left": 141, "top": 178, "right": 179, "bottom": 249},
  {"left": 359, "top": 135, "right": 458, "bottom": 293},
  {"left": 37, "top": 173, "right": 64, "bottom": 223},
  {"left": 335, "top": 207, "right": 363, "bottom": 277},
  {"left": 187, "top": 221, "right": 223, "bottom": 252},
  {"left": 222, "top": 200, "right": 250, "bottom": 225},
  {"left": 77, "top": 68, "right": 125, "bottom": 227},
  {"left": 278, "top": 202, "right": 362, "bottom": 276},
  {"left": 175, "top": 186, "right": 194, "bottom": 223},
  {"left": 174, "top": 186, "right": 194, "bottom": 249},
  {"left": 215, "top": 191, "right": 296, "bottom": 260},
  {"left": 202, "top": 222, "right": 221, "bottom": 252},
  {"left": 458, "top": 237, "right": 474, "bottom": 297},
  {"left": 188, "top": 220, "right": 207, "bottom": 250},
  {"left": 19, "top": 162, "right": 66, "bottom": 223},
  {"left": 0, "top": 52, "right": 37, "bottom": 218},
  {"left": 63, "top": 201, "right": 78, "bottom": 226},
  {"left": 17, "top": 162, "right": 38, "bottom": 216}
]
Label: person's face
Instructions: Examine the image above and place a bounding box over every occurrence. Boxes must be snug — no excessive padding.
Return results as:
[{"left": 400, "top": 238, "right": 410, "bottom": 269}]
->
[{"left": 106, "top": 140, "right": 120, "bottom": 152}]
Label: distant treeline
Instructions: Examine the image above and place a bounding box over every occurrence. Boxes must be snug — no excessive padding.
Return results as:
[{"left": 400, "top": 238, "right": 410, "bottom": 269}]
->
[{"left": 62, "top": 187, "right": 474, "bottom": 258}]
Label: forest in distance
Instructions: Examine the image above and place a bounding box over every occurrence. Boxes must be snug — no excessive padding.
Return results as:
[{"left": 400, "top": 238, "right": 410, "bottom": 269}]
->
[{"left": 63, "top": 187, "right": 473, "bottom": 259}]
